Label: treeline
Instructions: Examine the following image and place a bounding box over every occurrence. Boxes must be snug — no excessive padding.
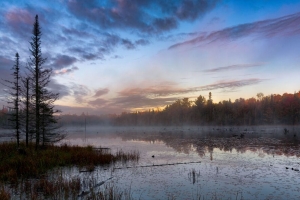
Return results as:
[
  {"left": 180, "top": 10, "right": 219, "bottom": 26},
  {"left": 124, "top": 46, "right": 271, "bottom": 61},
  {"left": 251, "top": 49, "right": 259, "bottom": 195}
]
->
[
  {"left": 114, "top": 92, "right": 300, "bottom": 126},
  {"left": 58, "top": 113, "right": 113, "bottom": 126},
  {"left": 31, "top": 91, "right": 300, "bottom": 127}
]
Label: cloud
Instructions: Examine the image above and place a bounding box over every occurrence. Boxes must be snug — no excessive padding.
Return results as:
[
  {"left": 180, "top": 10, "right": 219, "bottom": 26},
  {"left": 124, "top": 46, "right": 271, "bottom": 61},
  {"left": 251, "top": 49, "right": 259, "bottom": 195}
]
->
[
  {"left": 121, "top": 39, "right": 135, "bottom": 49},
  {"left": 47, "top": 78, "right": 71, "bottom": 98},
  {"left": 0, "top": 56, "right": 14, "bottom": 85},
  {"left": 203, "top": 63, "right": 263, "bottom": 73},
  {"left": 68, "top": 46, "right": 102, "bottom": 61},
  {"left": 118, "top": 78, "right": 266, "bottom": 103},
  {"left": 49, "top": 54, "right": 77, "bottom": 69},
  {"left": 67, "top": 0, "right": 220, "bottom": 34},
  {"left": 195, "top": 78, "right": 266, "bottom": 91},
  {"left": 54, "top": 66, "right": 79, "bottom": 75},
  {"left": 70, "top": 83, "right": 91, "bottom": 103},
  {"left": 103, "top": 33, "right": 148, "bottom": 50},
  {"left": 169, "top": 12, "right": 300, "bottom": 49},
  {"left": 67, "top": 34, "right": 148, "bottom": 61},
  {"left": 111, "top": 94, "right": 178, "bottom": 109},
  {"left": 5, "top": 8, "right": 33, "bottom": 38},
  {"left": 135, "top": 39, "right": 149, "bottom": 46},
  {"left": 94, "top": 88, "right": 109, "bottom": 97},
  {"left": 61, "top": 26, "right": 92, "bottom": 38},
  {"left": 0, "top": 56, "right": 13, "bottom": 69},
  {"left": 118, "top": 82, "right": 188, "bottom": 97},
  {"left": 111, "top": 55, "right": 122, "bottom": 59},
  {"left": 88, "top": 98, "right": 108, "bottom": 107}
]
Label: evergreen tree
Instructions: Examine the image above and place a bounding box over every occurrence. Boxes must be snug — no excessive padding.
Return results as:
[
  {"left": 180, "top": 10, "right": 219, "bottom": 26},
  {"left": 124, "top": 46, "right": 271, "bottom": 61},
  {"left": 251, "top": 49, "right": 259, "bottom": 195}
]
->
[
  {"left": 5, "top": 53, "right": 22, "bottom": 147},
  {"left": 21, "top": 76, "right": 33, "bottom": 146},
  {"left": 27, "top": 15, "right": 64, "bottom": 148}
]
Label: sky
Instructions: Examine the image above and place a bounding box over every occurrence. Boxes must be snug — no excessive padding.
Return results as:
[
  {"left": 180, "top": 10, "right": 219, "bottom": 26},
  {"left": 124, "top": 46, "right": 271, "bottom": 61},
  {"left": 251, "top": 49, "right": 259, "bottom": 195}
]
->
[{"left": 0, "top": 0, "right": 300, "bottom": 115}]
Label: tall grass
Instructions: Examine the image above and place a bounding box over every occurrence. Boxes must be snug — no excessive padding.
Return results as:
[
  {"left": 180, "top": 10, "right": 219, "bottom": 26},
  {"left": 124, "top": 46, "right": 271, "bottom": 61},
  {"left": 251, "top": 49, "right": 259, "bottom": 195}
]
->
[
  {"left": 0, "top": 142, "right": 139, "bottom": 183},
  {"left": 0, "top": 184, "right": 10, "bottom": 200}
]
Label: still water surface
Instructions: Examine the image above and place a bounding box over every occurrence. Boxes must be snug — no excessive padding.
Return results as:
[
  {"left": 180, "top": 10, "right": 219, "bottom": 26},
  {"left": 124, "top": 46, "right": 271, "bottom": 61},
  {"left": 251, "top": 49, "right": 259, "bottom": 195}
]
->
[{"left": 62, "top": 126, "right": 300, "bottom": 200}]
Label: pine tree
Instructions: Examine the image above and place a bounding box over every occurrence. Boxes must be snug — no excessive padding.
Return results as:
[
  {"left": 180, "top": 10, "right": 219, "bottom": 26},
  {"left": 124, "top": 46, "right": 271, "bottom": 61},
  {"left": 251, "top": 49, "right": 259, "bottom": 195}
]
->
[
  {"left": 7, "top": 53, "right": 22, "bottom": 147},
  {"left": 27, "top": 15, "right": 64, "bottom": 149},
  {"left": 21, "top": 76, "right": 33, "bottom": 146}
]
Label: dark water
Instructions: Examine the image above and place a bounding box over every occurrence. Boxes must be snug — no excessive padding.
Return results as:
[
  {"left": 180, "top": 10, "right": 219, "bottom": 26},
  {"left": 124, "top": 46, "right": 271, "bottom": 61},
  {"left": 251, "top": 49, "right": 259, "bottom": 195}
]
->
[{"left": 56, "top": 125, "right": 300, "bottom": 200}]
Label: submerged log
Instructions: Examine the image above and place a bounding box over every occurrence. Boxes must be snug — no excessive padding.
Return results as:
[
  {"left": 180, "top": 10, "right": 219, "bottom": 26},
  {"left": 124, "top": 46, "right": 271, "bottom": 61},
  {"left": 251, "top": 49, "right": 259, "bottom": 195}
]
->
[{"left": 113, "top": 161, "right": 201, "bottom": 170}]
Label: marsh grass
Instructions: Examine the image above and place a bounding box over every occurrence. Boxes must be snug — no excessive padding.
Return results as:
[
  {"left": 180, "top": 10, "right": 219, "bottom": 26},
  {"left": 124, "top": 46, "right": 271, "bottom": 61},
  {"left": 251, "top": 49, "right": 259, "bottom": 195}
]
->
[
  {"left": 0, "top": 142, "right": 139, "bottom": 199},
  {"left": 0, "top": 142, "right": 139, "bottom": 183},
  {"left": 19, "top": 176, "right": 81, "bottom": 200},
  {"left": 0, "top": 184, "right": 10, "bottom": 200},
  {"left": 188, "top": 168, "right": 200, "bottom": 184},
  {"left": 89, "top": 183, "right": 133, "bottom": 200}
]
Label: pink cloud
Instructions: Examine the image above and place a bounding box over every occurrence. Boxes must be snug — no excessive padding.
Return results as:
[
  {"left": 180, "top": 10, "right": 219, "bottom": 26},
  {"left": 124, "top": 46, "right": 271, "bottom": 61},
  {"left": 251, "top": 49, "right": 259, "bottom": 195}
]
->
[{"left": 6, "top": 8, "right": 32, "bottom": 25}]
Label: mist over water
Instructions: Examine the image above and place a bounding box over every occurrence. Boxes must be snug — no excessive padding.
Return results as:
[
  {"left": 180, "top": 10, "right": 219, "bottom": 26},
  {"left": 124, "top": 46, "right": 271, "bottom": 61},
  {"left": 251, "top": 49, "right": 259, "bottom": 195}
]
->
[{"left": 56, "top": 125, "right": 300, "bottom": 199}]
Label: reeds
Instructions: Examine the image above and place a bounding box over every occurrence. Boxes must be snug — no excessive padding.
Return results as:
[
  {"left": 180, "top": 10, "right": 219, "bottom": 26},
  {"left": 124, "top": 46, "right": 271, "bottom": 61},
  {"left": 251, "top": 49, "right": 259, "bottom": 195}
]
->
[
  {"left": 0, "top": 141, "right": 139, "bottom": 199},
  {"left": 188, "top": 168, "right": 200, "bottom": 184},
  {"left": 89, "top": 183, "right": 133, "bottom": 200},
  {"left": 0, "top": 142, "right": 139, "bottom": 183},
  {"left": 115, "top": 149, "right": 140, "bottom": 163},
  {"left": 0, "top": 184, "right": 10, "bottom": 200}
]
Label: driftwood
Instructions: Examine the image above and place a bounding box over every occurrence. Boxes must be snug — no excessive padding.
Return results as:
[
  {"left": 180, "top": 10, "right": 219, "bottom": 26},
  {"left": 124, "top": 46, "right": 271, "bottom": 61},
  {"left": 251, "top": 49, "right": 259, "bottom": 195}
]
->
[
  {"left": 78, "top": 177, "right": 113, "bottom": 198},
  {"left": 113, "top": 161, "right": 201, "bottom": 170}
]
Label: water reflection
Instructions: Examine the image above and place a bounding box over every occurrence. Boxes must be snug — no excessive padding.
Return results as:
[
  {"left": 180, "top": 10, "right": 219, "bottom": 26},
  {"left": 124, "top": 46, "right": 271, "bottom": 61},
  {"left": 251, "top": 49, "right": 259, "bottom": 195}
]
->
[
  {"left": 3, "top": 125, "right": 300, "bottom": 199},
  {"left": 64, "top": 125, "right": 300, "bottom": 158}
]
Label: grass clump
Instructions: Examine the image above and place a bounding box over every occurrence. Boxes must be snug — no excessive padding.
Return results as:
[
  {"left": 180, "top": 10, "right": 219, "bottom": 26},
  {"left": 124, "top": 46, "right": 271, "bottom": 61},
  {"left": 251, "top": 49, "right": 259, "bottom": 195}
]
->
[
  {"left": 0, "top": 184, "right": 10, "bottom": 200},
  {"left": 0, "top": 142, "right": 139, "bottom": 183}
]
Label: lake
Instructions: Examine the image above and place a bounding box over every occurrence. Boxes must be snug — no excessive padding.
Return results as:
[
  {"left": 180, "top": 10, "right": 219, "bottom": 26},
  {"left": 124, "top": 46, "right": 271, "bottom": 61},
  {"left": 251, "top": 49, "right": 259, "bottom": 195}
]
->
[{"left": 57, "top": 125, "right": 300, "bottom": 200}]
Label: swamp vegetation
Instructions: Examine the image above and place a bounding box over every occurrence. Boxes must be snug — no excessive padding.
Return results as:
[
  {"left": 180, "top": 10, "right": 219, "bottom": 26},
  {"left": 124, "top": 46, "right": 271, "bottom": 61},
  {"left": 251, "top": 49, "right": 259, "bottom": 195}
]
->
[{"left": 0, "top": 142, "right": 139, "bottom": 199}]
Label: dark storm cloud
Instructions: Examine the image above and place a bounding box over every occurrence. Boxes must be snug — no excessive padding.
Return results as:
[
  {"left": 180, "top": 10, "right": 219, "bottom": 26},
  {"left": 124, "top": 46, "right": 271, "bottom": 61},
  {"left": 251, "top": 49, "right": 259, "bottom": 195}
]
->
[
  {"left": 169, "top": 12, "right": 300, "bottom": 49},
  {"left": 67, "top": 0, "right": 220, "bottom": 34},
  {"left": 203, "top": 63, "right": 263, "bottom": 73}
]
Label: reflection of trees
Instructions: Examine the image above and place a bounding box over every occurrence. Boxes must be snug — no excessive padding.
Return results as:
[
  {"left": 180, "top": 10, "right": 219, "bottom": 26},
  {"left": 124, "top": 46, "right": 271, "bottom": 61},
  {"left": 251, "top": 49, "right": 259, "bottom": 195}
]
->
[{"left": 111, "top": 127, "right": 300, "bottom": 158}]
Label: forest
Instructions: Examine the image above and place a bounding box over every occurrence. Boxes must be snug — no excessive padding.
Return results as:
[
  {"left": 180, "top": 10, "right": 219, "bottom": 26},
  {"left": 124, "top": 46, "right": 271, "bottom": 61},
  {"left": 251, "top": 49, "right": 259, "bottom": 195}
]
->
[
  {"left": 114, "top": 91, "right": 300, "bottom": 126},
  {"left": 3, "top": 91, "right": 298, "bottom": 127}
]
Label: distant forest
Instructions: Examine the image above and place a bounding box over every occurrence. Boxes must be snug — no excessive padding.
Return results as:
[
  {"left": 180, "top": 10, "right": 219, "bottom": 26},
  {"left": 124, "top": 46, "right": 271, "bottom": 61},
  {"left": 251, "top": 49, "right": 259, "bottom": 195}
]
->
[
  {"left": 114, "top": 92, "right": 300, "bottom": 126},
  {"left": 1, "top": 91, "right": 300, "bottom": 127}
]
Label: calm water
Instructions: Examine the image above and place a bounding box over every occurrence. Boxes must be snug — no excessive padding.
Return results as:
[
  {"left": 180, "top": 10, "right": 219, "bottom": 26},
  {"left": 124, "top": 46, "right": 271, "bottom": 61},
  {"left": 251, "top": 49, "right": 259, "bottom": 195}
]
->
[{"left": 57, "top": 125, "right": 300, "bottom": 200}]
